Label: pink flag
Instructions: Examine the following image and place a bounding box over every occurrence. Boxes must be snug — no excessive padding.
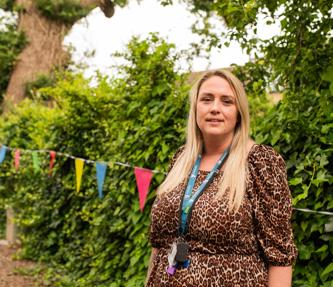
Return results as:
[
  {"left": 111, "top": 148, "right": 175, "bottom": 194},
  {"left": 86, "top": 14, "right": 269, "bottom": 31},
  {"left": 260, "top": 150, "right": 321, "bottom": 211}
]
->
[
  {"left": 134, "top": 167, "right": 153, "bottom": 212},
  {"left": 14, "top": 149, "right": 20, "bottom": 171},
  {"left": 49, "top": 151, "right": 56, "bottom": 176}
]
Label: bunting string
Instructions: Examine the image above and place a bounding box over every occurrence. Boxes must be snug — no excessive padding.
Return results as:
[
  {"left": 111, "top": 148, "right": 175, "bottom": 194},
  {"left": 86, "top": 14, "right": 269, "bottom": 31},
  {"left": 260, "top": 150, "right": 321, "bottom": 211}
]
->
[
  {"left": 293, "top": 208, "right": 333, "bottom": 216},
  {"left": 0, "top": 143, "right": 162, "bottom": 211},
  {"left": 0, "top": 144, "right": 166, "bottom": 174},
  {"left": 0, "top": 143, "right": 333, "bottom": 215}
]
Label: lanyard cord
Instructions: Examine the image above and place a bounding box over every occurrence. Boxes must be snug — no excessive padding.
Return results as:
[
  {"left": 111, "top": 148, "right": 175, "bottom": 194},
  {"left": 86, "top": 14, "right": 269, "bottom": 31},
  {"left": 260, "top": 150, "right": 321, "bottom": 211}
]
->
[{"left": 178, "top": 147, "right": 230, "bottom": 236}]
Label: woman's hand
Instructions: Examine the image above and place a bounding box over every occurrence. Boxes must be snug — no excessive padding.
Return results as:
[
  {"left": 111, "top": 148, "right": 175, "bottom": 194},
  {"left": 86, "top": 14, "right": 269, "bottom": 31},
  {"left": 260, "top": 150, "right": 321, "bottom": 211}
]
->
[{"left": 268, "top": 265, "right": 293, "bottom": 287}]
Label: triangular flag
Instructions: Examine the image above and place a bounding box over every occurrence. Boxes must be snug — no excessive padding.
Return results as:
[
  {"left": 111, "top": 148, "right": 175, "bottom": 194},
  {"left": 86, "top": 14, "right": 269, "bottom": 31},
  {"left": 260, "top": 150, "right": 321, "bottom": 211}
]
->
[
  {"left": 0, "top": 145, "right": 7, "bottom": 164},
  {"left": 14, "top": 149, "right": 20, "bottom": 171},
  {"left": 31, "top": 151, "right": 40, "bottom": 172},
  {"left": 96, "top": 162, "right": 107, "bottom": 199},
  {"left": 49, "top": 151, "right": 56, "bottom": 176},
  {"left": 75, "top": 158, "right": 85, "bottom": 193},
  {"left": 134, "top": 167, "right": 153, "bottom": 212}
]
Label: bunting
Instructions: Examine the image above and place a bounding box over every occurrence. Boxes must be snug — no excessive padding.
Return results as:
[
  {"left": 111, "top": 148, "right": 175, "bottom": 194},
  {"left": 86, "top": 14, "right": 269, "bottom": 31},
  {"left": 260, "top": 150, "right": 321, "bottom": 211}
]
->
[
  {"left": 96, "top": 162, "right": 107, "bottom": 199},
  {"left": 32, "top": 151, "right": 40, "bottom": 172},
  {"left": 0, "top": 143, "right": 331, "bottom": 216},
  {"left": 75, "top": 158, "right": 85, "bottom": 193},
  {"left": 14, "top": 149, "right": 20, "bottom": 171},
  {"left": 0, "top": 145, "right": 6, "bottom": 164},
  {"left": 0, "top": 143, "right": 161, "bottom": 202},
  {"left": 134, "top": 167, "right": 153, "bottom": 212},
  {"left": 49, "top": 151, "right": 56, "bottom": 176}
]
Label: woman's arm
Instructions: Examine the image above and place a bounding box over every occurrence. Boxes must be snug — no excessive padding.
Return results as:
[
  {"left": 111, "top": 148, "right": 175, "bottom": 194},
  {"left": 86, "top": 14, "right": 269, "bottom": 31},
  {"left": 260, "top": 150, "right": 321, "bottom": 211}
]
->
[
  {"left": 268, "top": 265, "right": 293, "bottom": 287},
  {"left": 145, "top": 248, "right": 159, "bottom": 286}
]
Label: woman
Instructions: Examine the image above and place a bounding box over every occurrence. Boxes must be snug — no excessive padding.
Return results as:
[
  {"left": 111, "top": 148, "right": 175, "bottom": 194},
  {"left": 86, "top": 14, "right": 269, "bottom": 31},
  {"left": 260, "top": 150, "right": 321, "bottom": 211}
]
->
[{"left": 146, "top": 69, "right": 297, "bottom": 286}]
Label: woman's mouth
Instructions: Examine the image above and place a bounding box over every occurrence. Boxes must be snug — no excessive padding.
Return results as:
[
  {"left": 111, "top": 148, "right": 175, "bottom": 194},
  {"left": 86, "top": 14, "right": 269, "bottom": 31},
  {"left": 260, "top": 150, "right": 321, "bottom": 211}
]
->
[{"left": 206, "top": 119, "right": 223, "bottom": 122}]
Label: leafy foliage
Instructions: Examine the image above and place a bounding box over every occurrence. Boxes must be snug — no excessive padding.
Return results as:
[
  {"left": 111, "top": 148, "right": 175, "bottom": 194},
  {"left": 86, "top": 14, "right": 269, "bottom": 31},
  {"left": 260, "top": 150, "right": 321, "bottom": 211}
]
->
[
  {"left": 35, "top": 0, "right": 130, "bottom": 24},
  {"left": 25, "top": 73, "right": 57, "bottom": 102},
  {"left": 35, "top": 0, "right": 92, "bottom": 24},
  {"left": 0, "top": 0, "right": 15, "bottom": 10},
  {"left": 0, "top": 34, "right": 189, "bottom": 286},
  {"left": 0, "top": 207, "right": 4, "bottom": 238}
]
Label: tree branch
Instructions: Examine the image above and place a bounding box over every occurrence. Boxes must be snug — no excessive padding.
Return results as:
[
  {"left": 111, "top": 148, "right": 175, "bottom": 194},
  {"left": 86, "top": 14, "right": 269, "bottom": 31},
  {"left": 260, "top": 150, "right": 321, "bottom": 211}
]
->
[{"left": 80, "top": 0, "right": 115, "bottom": 18}]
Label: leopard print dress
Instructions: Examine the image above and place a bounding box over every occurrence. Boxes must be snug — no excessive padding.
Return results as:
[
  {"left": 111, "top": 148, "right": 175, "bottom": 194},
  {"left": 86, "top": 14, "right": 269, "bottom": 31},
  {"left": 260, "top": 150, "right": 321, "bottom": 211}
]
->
[{"left": 147, "top": 144, "right": 298, "bottom": 287}]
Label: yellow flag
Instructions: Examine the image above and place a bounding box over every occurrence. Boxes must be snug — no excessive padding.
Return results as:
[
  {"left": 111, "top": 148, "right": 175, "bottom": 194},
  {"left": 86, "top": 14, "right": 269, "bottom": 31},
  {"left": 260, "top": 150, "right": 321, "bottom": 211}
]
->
[{"left": 75, "top": 158, "right": 85, "bottom": 193}]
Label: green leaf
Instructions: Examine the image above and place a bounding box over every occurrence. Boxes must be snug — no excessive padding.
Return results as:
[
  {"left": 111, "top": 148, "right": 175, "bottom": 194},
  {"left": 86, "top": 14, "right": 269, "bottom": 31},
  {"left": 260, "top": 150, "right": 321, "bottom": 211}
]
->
[
  {"left": 321, "top": 262, "right": 333, "bottom": 277},
  {"left": 322, "top": 66, "right": 333, "bottom": 82},
  {"left": 289, "top": 177, "right": 302, "bottom": 186}
]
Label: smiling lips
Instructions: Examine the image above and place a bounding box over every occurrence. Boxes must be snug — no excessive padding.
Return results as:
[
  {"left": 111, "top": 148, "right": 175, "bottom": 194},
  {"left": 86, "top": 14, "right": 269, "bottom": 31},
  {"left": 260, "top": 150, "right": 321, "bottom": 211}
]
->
[{"left": 206, "top": 118, "right": 223, "bottom": 122}]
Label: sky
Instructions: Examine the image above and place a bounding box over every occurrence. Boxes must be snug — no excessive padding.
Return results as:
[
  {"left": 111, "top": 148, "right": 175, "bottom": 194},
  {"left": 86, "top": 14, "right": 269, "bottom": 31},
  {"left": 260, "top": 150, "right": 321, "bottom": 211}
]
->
[{"left": 64, "top": 0, "right": 280, "bottom": 78}]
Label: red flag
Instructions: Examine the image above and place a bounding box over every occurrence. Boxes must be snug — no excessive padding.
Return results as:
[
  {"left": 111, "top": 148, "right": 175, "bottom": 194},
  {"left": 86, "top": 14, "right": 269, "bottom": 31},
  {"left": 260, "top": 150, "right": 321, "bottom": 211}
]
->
[
  {"left": 49, "top": 151, "right": 56, "bottom": 176},
  {"left": 14, "top": 149, "right": 20, "bottom": 171},
  {"left": 134, "top": 167, "right": 153, "bottom": 212}
]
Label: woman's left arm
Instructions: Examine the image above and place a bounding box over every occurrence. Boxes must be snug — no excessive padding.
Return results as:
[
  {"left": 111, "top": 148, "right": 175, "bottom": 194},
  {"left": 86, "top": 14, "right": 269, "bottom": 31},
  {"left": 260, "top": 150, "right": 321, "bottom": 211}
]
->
[
  {"left": 250, "top": 146, "right": 298, "bottom": 284},
  {"left": 268, "top": 265, "right": 292, "bottom": 287}
]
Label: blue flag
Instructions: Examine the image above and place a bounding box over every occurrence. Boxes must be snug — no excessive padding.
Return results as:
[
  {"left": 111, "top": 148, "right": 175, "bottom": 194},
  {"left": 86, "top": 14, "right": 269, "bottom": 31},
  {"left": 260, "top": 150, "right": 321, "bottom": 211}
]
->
[
  {"left": 0, "top": 145, "right": 7, "bottom": 164},
  {"left": 96, "top": 162, "right": 107, "bottom": 199}
]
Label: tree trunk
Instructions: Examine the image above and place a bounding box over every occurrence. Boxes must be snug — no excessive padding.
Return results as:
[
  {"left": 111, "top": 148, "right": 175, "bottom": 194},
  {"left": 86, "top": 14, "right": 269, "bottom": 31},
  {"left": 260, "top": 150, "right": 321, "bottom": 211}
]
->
[{"left": 3, "top": 0, "right": 114, "bottom": 111}]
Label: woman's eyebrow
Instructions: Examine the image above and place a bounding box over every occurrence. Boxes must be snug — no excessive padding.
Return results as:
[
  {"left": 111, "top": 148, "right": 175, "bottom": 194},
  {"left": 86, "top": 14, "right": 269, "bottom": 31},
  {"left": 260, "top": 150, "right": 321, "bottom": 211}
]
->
[
  {"left": 220, "top": 95, "right": 235, "bottom": 99},
  {"left": 198, "top": 92, "right": 235, "bottom": 99},
  {"left": 198, "top": 92, "right": 214, "bottom": 97},
  {"left": 199, "top": 93, "right": 234, "bottom": 97}
]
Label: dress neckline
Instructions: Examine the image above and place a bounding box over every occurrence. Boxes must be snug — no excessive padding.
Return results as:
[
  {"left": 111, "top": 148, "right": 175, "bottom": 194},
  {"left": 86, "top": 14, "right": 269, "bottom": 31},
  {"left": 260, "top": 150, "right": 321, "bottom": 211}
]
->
[{"left": 198, "top": 144, "right": 261, "bottom": 174}]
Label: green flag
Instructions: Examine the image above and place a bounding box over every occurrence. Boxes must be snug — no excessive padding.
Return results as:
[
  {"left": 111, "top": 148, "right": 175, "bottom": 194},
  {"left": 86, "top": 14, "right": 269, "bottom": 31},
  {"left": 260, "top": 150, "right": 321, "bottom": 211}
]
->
[{"left": 32, "top": 151, "right": 40, "bottom": 172}]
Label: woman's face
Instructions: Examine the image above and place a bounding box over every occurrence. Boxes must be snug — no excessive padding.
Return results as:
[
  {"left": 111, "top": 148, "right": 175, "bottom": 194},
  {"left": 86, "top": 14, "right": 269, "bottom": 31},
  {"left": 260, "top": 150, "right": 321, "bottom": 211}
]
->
[{"left": 196, "top": 75, "right": 238, "bottom": 143}]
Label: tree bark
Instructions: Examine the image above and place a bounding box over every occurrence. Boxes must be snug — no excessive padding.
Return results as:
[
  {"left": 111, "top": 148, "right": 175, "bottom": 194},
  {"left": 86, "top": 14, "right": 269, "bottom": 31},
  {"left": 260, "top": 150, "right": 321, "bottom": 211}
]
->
[{"left": 3, "top": 0, "right": 114, "bottom": 111}]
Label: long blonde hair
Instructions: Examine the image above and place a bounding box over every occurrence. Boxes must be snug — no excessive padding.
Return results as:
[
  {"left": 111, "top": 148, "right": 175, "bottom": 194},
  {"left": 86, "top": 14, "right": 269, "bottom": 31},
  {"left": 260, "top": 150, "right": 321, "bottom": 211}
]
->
[{"left": 157, "top": 69, "right": 250, "bottom": 212}]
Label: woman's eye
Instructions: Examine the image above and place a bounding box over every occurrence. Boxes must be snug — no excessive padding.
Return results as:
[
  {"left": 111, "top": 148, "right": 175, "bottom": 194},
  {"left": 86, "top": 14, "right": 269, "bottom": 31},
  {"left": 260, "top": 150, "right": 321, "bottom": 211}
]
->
[{"left": 222, "top": 98, "right": 233, "bottom": 105}]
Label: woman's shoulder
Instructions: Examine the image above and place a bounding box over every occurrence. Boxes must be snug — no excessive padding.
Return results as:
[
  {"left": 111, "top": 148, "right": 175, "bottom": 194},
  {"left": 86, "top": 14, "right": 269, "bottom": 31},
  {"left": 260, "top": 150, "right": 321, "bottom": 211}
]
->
[
  {"left": 247, "top": 143, "right": 286, "bottom": 169},
  {"left": 173, "top": 145, "right": 185, "bottom": 158},
  {"left": 169, "top": 145, "right": 185, "bottom": 164},
  {"left": 166, "top": 145, "right": 185, "bottom": 173}
]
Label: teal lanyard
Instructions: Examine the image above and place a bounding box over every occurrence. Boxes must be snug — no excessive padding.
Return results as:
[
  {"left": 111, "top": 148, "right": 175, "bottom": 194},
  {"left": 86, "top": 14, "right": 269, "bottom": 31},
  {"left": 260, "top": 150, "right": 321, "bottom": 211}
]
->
[{"left": 178, "top": 147, "right": 230, "bottom": 235}]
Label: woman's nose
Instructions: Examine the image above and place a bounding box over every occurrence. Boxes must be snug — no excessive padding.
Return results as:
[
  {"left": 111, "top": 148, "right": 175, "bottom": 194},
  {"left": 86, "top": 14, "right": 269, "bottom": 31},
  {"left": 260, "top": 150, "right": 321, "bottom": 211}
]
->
[{"left": 210, "top": 99, "right": 221, "bottom": 112}]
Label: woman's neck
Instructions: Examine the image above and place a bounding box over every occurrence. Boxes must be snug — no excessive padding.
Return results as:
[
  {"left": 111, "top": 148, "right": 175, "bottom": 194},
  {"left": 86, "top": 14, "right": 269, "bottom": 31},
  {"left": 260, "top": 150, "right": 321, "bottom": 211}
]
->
[{"left": 203, "top": 137, "right": 233, "bottom": 156}]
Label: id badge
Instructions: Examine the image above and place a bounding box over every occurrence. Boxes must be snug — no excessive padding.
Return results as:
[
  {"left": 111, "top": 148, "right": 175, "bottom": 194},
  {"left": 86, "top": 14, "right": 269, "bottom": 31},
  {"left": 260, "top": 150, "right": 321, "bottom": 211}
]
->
[{"left": 175, "top": 240, "right": 189, "bottom": 263}]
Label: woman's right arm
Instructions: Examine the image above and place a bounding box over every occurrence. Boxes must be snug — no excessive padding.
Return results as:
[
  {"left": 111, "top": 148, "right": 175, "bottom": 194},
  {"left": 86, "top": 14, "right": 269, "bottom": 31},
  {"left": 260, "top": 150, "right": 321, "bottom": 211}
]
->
[{"left": 145, "top": 248, "right": 159, "bottom": 286}]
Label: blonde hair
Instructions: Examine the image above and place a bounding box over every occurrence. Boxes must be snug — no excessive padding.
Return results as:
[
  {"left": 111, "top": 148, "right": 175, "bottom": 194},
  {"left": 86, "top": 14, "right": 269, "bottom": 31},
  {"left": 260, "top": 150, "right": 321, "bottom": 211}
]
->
[{"left": 157, "top": 69, "right": 250, "bottom": 212}]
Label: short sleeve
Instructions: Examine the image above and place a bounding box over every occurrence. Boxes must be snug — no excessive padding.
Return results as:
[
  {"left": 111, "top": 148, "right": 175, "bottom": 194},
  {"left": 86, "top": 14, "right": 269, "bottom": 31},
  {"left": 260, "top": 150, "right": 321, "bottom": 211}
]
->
[{"left": 248, "top": 145, "right": 298, "bottom": 266}]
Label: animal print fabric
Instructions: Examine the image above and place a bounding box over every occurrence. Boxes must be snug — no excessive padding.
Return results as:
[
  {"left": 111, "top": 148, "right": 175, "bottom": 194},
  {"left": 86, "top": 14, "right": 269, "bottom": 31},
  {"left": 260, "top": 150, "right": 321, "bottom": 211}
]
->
[{"left": 147, "top": 144, "right": 298, "bottom": 287}]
